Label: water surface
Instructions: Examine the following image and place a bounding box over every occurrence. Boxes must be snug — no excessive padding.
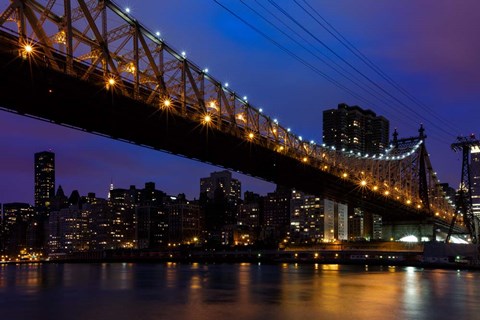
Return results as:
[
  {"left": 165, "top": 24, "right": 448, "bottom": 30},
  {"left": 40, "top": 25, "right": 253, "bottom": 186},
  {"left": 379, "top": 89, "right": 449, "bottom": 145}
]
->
[{"left": 0, "top": 262, "right": 478, "bottom": 319}]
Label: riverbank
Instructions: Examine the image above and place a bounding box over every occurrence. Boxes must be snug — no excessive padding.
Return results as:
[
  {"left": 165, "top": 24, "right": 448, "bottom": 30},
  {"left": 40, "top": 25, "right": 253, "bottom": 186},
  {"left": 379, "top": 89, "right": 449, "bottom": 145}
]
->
[
  {"left": 3, "top": 250, "right": 480, "bottom": 272},
  {"left": 3, "top": 242, "right": 478, "bottom": 271}
]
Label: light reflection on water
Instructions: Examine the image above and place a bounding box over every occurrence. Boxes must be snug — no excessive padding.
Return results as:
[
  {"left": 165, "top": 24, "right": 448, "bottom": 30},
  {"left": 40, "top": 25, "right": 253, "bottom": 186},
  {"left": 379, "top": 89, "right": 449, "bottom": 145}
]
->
[{"left": 1, "top": 262, "right": 480, "bottom": 319}]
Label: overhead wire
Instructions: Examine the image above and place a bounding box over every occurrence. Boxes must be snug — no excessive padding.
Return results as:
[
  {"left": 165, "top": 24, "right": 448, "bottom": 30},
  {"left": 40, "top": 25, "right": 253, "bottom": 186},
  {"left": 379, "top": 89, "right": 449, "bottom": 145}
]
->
[
  {"left": 248, "top": 0, "right": 403, "bottom": 112},
  {"left": 215, "top": 0, "right": 425, "bottom": 135},
  {"left": 297, "top": 0, "right": 462, "bottom": 136},
  {"left": 212, "top": 0, "right": 378, "bottom": 108},
  {"left": 249, "top": 0, "right": 435, "bottom": 138},
  {"left": 212, "top": 0, "right": 455, "bottom": 145},
  {"left": 266, "top": 0, "right": 454, "bottom": 144}
]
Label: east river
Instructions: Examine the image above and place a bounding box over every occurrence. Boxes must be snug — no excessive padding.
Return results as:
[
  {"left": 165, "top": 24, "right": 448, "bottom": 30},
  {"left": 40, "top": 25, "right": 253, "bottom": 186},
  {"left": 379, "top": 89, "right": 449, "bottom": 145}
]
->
[{"left": 1, "top": 262, "right": 479, "bottom": 319}]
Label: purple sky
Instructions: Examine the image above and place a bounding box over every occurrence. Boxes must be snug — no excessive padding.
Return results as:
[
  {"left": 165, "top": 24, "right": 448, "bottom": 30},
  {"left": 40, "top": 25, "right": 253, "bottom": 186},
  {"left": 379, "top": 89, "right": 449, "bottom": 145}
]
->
[{"left": 1, "top": 0, "right": 479, "bottom": 204}]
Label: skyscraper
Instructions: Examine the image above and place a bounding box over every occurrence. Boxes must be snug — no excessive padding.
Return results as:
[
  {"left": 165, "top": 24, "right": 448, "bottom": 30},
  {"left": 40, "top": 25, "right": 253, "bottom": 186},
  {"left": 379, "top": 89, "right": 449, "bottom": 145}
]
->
[
  {"left": 34, "top": 151, "right": 55, "bottom": 209},
  {"left": 323, "top": 103, "right": 389, "bottom": 155},
  {"left": 470, "top": 146, "right": 480, "bottom": 219},
  {"left": 200, "top": 170, "right": 241, "bottom": 245}
]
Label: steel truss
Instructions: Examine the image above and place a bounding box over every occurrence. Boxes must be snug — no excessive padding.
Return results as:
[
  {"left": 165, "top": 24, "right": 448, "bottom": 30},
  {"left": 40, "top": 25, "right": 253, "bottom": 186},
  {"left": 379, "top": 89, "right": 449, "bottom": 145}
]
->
[{"left": 0, "top": 0, "right": 460, "bottom": 229}]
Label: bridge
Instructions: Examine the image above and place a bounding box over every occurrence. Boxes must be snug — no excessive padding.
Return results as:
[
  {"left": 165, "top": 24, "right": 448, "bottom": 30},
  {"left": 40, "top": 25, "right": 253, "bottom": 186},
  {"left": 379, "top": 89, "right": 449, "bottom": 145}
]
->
[{"left": 0, "top": 0, "right": 468, "bottom": 240}]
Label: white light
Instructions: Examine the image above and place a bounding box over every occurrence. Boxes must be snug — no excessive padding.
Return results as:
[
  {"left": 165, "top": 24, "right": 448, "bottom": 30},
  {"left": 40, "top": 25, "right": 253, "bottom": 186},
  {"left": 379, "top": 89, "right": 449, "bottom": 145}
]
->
[
  {"left": 24, "top": 44, "right": 33, "bottom": 53},
  {"left": 399, "top": 235, "right": 418, "bottom": 243},
  {"left": 156, "top": 31, "right": 161, "bottom": 37},
  {"left": 259, "top": 108, "right": 263, "bottom": 113},
  {"left": 287, "top": 128, "right": 291, "bottom": 132},
  {"left": 224, "top": 82, "right": 229, "bottom": 87},
  {"left": 125, "top": 7, "right": 130, "bottom": 13},
  {"left": 204, "top": 68, "right": 209, "bottom": 73},
  {"left": 310, "top": 140, "right": 314, "bottom": 144},
  {"left": 181, "top": 51, "right": 186, "bottom": 57},
  {"left": 274, "top": 118, "right": 278, "bottom": 123},
  {"left": 243, "top": 96, "right": 248, "bottom": 101},
  {"left": 299, "top": 136, "right": 303, "bottom": 141},
  {"left": 449, "top": 236, "right": 468, "bottom": 244}
]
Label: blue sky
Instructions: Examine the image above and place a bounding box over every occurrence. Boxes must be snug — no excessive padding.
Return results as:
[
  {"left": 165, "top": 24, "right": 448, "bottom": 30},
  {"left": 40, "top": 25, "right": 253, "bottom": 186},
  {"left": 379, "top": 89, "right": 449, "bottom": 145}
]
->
[{"left": 1, "top": 0, "right": 479, "bottom": 203}]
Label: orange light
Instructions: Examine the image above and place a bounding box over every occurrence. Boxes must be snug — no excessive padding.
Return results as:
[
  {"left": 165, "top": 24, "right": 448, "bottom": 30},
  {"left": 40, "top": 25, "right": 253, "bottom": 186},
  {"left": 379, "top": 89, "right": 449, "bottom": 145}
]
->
[
  {"left": 24, "top": 44, "right": 33, "bottom": 53},
  {"left": 360, "top": 180, "right": 367, "bottom": 187},
  {"left": 106, "top": 77, "right": 116, "bottom": 89},
  {"left": 248, "top": 132, "right": 254, "bottom": 140},
  {"left": 204, "top": 114, "right": 211, "bottom": 123},
  {"left": 163, "top": 98, "right": 171, "bottom": 108},
  {"left": 302, "top": 157, "right": 308, "bottom": 162},
  {"left": 207, "top": 100, "right": 218, "bottom": 110}
]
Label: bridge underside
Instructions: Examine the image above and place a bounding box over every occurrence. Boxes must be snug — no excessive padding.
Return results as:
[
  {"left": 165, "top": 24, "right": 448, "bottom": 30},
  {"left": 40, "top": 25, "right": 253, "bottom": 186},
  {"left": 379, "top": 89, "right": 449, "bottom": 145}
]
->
[
  {"left": 0, "top": 34, "right": 464, "bottom": 235},
  {"left": 382, "top": 220, "right": 468, "bottom": 242}
]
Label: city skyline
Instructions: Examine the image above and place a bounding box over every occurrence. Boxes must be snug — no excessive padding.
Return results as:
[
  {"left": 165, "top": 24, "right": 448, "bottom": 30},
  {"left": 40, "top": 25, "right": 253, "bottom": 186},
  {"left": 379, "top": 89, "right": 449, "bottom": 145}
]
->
[{"left": 1, "top": 0, "right": 480, "bottom": 203}]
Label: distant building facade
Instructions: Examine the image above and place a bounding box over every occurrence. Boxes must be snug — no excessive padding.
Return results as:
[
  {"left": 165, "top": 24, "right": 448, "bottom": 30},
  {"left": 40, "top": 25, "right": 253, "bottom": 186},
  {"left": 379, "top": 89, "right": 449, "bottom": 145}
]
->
[
  {"left": 471, "top": 147, "right": 480, "bottom": 219},
  {"left": 34, "top": 151, "right": 55, "bottom": 210},
  {"left": 200, "top": 170, "right": 241, "bottom": 245},
  {"left": 167, "top": 194, "right": 202, "bottom": 245},
  {"left": 290, "top": 191, "right": 324, "bottom": 244},
  {"left": 262, "top": 186, "right": 291, "bottom": 245},
  {"left": 235, "top": 191, "right": 262, "bottom": 245},
  {"left": 323, "top": 103, "right": 389, "bottom": 155},
  {"left": 1, "top": 203, "right": 35, "bottom": 254}
]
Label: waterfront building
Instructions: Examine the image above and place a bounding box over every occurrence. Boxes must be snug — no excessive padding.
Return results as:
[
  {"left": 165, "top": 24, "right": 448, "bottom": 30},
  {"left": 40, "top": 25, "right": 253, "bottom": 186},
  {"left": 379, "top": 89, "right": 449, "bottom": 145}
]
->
[
  {"left": 109, "top": 186, "right": 137, "bottom": 249},
  {"left": 323, "top": 103, "right": 389, "bottom": 155},
  {"left": 167, "top": 194, "right": 202, "bottom": 246},
  {"left": 1, "top": 203, "right": 35, "bottom": 254},
  {"left": 347, "top": 208, "right": 382, "bottom": 241},
  {"left": 136, "top": 205, "right": 168, "bottom": 249},
  {"left": 349, "top": 208, "right": 364, "bottom": 240},
  {"left": 262, "top": 186, "right": 291, "bottom": 245},
  {"left": 83, "top": 193, "right": 110, "bottom": 252},
  {"left": 290, "top": 191, "right": 324, "bottom": 244},
  {"left": 323, "top": 199, "right": 349, "bottom": 242},
  {"left": 200, "top": 170, "right": 241, "bottom": 245},
  {"left": 47, "top": 190, "right": 90, "bottom": 254},
  {"left": 235, "top": 191, "right": 262, "bottom": 245},
  {"left": 135, "top": 182, "right": 169, "bottom": 249}
]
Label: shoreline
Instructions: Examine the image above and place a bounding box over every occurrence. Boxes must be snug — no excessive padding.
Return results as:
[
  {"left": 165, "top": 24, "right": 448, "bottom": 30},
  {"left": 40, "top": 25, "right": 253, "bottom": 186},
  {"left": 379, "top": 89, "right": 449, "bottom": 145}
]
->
[{"left": 3, "top": 257, "right": 479, "bottom": 272}]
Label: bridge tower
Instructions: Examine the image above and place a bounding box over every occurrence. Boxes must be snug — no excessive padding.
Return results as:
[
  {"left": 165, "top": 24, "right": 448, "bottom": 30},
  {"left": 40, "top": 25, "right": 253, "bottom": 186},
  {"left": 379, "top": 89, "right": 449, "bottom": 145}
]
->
[{"left": 446, "top": 135, "right": 480, "bottom": 243}]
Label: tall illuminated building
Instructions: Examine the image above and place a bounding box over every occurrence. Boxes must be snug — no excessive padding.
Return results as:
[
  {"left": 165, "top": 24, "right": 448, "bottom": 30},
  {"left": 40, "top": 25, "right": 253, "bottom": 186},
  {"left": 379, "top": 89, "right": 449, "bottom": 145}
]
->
[
  {"left": 323, "top": 103, "right": 389, "bottom": 155},
  {"left": 200, "top": 170, "right": 241, "bottom": 245},
  {"left": 470, "top": 146, "right": 480, "bottom": 218},
  {"left": 34, "top": 151, "right": 55, "bottom": 209}
]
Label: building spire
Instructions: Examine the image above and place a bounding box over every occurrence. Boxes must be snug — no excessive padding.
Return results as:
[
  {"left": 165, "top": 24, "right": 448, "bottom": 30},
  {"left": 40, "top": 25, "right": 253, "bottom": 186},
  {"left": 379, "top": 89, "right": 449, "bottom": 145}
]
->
[{"left": 108, "top": 178, "right": 114, "bottom": 199}]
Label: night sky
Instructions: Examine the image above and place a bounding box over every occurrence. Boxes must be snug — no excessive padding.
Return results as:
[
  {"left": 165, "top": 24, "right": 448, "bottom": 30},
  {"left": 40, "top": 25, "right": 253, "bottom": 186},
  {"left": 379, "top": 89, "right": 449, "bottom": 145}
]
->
[{"left": 1, "top": 0, "right": 479, "bottom": 204}]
